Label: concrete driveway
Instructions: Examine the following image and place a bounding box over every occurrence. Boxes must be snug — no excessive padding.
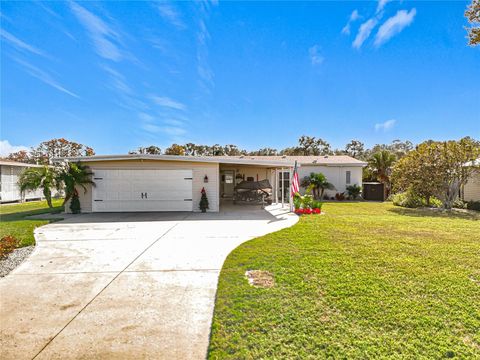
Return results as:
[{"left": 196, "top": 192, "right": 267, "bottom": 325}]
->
[{"left": 0, "top": 204, "right": 297, "bottom": 360}]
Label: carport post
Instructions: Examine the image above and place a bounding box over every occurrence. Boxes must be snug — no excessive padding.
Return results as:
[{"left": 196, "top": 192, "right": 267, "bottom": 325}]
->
[
  {"left": 281, "top": 167, "right": 284, "bottom": 207},
  {"left": 275, "top": 169, "right": 278, "bottom": 204}
]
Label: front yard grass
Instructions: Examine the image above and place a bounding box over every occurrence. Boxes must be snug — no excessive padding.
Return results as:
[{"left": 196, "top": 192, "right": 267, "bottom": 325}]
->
[
  {"left": 0, "top": 199, "right": 64, "bottom": 248},
  {"left": 208, "top": 202, "right": 480, "bottom": 359}
]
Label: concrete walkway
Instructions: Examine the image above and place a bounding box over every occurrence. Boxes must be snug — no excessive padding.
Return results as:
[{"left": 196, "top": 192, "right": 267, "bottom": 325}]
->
[{"left": 0, "top": 204, "right": 298, "bottom": 360}]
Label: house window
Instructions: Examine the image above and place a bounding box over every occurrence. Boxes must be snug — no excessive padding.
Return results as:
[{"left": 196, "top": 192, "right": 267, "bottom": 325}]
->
[{"left": 346, "top": 171, "right": 351, "bottom": 185}]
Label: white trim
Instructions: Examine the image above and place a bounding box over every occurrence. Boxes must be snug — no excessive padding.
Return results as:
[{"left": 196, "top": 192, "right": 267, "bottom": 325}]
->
[{"left": 55, "top": 154, "right": 296, "bottom": 167}]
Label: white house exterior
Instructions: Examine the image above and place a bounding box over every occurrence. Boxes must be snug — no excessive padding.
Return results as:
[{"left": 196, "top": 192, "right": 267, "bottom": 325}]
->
[
  {"left": 60, "top": 154, "right": 366, "bottom": 213},
  {"left": 462, "top": 159, "right": 480, "bottom": 202},
  {"left": 0, "top": 160, "right": 44, "bottom": 203}
]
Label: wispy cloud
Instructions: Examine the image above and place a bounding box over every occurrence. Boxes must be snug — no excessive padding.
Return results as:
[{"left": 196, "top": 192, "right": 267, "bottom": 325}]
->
[
  {"left": 0, "top": 140, "right": 28, "bottom": 157},
  {"left": 150, "top": 96, "right": 186, "bottom": 111},
  {"left": 101, "top": 64, "right": 132, "bottom": 95},
  {"left": 154, "top": 2, "right": 185, "bottom": 29},
  {"left": 69, "top": 2, "right": 123, "bottom": 61},
  {"left": 11, "top": 57, "right": 79, "bottom": 98},
  {"left": 352, "top": 18, "right": 378, "bottom": 49},
  {"left": 375, "top": 119, "right": 396, "bottom": 132},
  {"left": 341, "top": 10, "right": 361, "bottom": 35},
  {"left": 374, "top": 9, "right": 417, "bottom": 47},
  {"left": 195, "top": 1, "right": 218, "bottom": 91},
  {"left": 139, "top": 112, "right": 187, "bottom": 138},
  {"left": 0, "top": 29, "right": 47, "bottom": 57},
  {"left": 376, "top": 0, "right": 391, "bottom": 15},
  {"left": 308, "top": 45, "right": 324, "bottom": 66},
  {"left": 160, "top": 126, "right": 187, "bottom": 136}
]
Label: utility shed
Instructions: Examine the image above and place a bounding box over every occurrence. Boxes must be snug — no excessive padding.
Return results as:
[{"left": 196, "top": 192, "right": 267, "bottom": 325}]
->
[{"left": 363, "top": 182, "right": 385, "bottom": 201}]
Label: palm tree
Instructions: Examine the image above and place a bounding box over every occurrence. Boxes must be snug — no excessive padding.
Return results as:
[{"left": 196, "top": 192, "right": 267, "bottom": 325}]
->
[
  {"left": 57, "top": 162, "right": 94, "bottom": 206},
  {"left": 18, "top": 166, "right": 58, "bottom": 208},
  {"left": 368, "top": 150, "right": 397, "bottom": 199},
  {"left": 303, "top": 172, "right": 336, "bottom": 199}
]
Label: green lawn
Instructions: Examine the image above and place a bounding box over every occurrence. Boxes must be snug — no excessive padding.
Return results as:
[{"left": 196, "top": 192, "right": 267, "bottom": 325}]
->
[
  {"left": 0, "top": 199, "right": 64, "bottom": 248},
  {"left": 208, "top": 202, "right": 480, "bottom": 359}
]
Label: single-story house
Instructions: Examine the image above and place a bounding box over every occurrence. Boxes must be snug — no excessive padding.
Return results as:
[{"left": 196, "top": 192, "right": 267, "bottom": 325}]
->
[
  {"left": 59, "top": 154, "right": 367, "bottom": 213},
  {"left": 462, "top": 159, "right": 480, "bottom": 202},
  {"left": 0, "top": 160, "right": 45, "bottom": 203}
]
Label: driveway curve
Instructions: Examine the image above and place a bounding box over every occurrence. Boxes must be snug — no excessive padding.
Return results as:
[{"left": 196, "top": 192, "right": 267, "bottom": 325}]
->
[{"left": 0, "top": 204, "right": 297, "bottom": 360}]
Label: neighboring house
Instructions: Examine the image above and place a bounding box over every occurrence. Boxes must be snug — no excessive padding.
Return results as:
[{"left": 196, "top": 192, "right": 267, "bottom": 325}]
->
[
  {"left": 59, "top": 154, "right": 366, "bottom": 213},
  {"left": 462, "top": 159, "right": 480, "bottom": 202},
  {"left": 0, "top": 160, "right": 44, "bottom": 203}
]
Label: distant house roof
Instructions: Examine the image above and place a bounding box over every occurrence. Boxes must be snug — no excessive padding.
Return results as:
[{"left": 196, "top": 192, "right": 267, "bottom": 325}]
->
[
  {"left": 0, "top": 159, "right": 43, "bottom": 168},
  {"left": 58, "top": 154, "right": 366, "bottom": 167}
]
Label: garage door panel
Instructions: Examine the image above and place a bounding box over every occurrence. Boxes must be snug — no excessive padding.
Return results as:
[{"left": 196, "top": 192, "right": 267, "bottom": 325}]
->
[{"left": 92, "top": 170, "right": 193, "bottom": 212}]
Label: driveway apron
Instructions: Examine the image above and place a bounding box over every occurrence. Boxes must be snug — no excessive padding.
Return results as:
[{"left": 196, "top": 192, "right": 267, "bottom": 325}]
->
[{"left": 0, "top": 205, "right": 297, "bottom": 360}]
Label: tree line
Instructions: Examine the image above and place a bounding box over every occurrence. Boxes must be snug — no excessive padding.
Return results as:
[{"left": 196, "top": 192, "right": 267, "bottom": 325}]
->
[
  {"left": 5, "top": 138, "right": 94, "bottom": 165},
  {"left": 128, "top": 137, "right": 414, "bottom": 161}
]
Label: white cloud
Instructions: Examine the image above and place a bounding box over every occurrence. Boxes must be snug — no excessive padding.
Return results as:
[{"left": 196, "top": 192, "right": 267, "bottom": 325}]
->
[
  {"left": 375, "top": 119, "right": 396, "bottom": 132},
  {"left": 376, "top": 0, "right": 390, "bottom": 15},
  {"left": 101, "top": 65, "right": 132, "bottom": 95},
  {"left": 160, "top": 126, "right": 187, "bottom": 136},
  {"left": 139, "top": 113, "right": 186, "bottom": 138},
  {"left": 163, "top": 119, "right": 185, "bottom": 127},
  {"left": 150, "top": 96, "right": 186, "bottom": 111},
  {"left": 196, "top": 2, "right": 218, "bottom": 92},
  {"left": 353, "top": 18, "right": 378, "bottom": 49},
  {"left": 0, "top": 140, "right": 28, "bottom": 157},
  {"left": 69, "top": 2, "right": 122, "bottom": 61},
  {"left": 374, "top": 9, "right": 417, "bottom": 47},
  {"left": 154, "top": 2, "right": 185, "bottom": 29},
  {"left": 0, "top": 29, "right": 46, "bottom": 57},
  {"left": 12, "top": 57, "right": 79, "bottom": 98},
  {"left": 341, "top": 10, "right": 360, "bottom": 35},
  {"left": 308, "top": 45, "right": 324, "bottom": 65}
]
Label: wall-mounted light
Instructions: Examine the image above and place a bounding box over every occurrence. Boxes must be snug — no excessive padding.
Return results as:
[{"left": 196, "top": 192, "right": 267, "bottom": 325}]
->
[{"left": 204, "top": 175, "right": 209, "bottom": 183}]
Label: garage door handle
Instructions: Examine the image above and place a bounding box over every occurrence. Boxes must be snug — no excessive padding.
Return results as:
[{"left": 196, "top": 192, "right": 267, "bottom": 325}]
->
[{"left": 184, "top": 199, "right": 192, "bottom": 201}]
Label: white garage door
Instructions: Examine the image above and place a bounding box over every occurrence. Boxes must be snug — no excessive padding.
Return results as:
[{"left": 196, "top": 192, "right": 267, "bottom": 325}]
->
[{"left": 92, "top": 169, "right": 193, "bottom": 212}]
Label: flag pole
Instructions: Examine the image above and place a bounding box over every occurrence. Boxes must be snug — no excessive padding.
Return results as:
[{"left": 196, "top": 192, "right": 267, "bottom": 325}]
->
[{"left": 289, "top": 165, "right": 294, "bottom": 212}]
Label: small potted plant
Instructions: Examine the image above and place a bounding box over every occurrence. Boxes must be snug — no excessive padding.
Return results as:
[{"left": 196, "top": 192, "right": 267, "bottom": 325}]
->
[{"left": 199, "top": 187, "right": 209, "bottom": 213}]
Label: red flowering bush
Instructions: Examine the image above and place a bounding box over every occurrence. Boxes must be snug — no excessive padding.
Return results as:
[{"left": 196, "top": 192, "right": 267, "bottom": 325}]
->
[
  {"left": 304, "top": 208, "right": 312, "bottom": 214},
  {"left": 295, "top": 208, "right": 304, "bottom": 215},
  {"left": 313, "top": 208, "right": 321, "bottom": 214}
]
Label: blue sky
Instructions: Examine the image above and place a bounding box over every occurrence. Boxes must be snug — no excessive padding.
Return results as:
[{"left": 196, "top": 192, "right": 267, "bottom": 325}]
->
[{"left": 1, "top": 0, "right": 479, "bottom": 155}]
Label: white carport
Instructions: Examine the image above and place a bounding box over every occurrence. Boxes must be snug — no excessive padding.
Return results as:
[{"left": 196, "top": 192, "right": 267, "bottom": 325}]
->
[{"left": 58, "top": 154, "right": 296, "bottom": 213}]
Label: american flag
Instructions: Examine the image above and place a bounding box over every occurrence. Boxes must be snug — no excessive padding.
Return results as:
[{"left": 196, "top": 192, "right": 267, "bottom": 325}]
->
[{"left": 290, "top": 161, "right": 300, "bottom": 197}]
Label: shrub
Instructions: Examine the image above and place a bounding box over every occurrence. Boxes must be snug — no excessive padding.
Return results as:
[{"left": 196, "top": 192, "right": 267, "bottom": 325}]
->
[
  {"left": 293, "top": 194, "right": 302, "bottom": 210},
  {"left": 429, "top": 196, "right": 443, "bottom": 208},
  {"left": 0, "top": 235, "right": 19, "bottom": 259},
  {"left": 199, "top": 187, "right": 209, "bottom": 212},
  {"left": 467, "top": 201, "right": 480, "bottom": 211},
  {"left": 452, "top": 199, "right": 467, "bottom": 209},
  {"left": 312, "top": 200, "right": 323, "bottom": 210},
  {"left": 70, "top": 192, "right": 81, "bottom": 214},
  {"left": 346, "top": 184, "right": 362, "bottom": 200},
  {"left": 392, "top": 191, "right": 444, "bottom": 208},
  {"left": 302, "top": 194, "right": 314, "bottom": 209},
  {"left": 392, "top": 191, "right": 424, "bottom": 208},
  {"left": 335, "top": 192, "right": 346, "bottom": 201}
]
